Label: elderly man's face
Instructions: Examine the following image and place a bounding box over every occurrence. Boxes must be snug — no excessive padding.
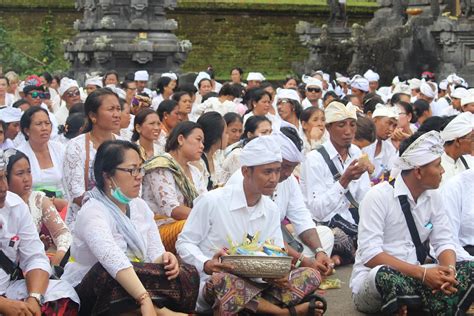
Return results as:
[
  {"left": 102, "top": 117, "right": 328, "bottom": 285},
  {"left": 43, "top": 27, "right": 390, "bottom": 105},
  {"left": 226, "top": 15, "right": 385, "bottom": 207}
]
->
[
  {"left": 243, "top": 162, "right": 281, "bottom": 196},
  {"left": 279, "top": 159, "right": 298, "bottom": 183},
  {"left": 327, "top": 118, "right": 357, "bottom": 149},
  {"left": 416, "top": 157, "right": 444, "bottom": 190},
  {"left": 374, "top": 116, "right": 397, "bottom": 140},
  {"left": 0, "top": 170, "right": 7, "bottom": 208}
]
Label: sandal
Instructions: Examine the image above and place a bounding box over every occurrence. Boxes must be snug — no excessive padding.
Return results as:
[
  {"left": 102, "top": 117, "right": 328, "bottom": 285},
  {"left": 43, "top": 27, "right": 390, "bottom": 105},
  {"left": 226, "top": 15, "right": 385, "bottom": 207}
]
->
[{"left": 303, "top": 293, "right": 327, "bottom": 315}]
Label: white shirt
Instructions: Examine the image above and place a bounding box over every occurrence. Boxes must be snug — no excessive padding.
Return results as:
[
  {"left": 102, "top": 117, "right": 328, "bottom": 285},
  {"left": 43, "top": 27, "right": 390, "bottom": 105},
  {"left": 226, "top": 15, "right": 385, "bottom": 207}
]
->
[
  {"left": 61, "top": 197, "right": 165, "bottom": 287},
  {"left": 176, "top": 182, "right": 283, "bottom": 311},
  {"left": 55, "top": 104, "right": 69, "bottom": 126},
  {"left": 302, "top": 98, "right": 323, "bottom": 109},
  {"left": 350, "top": 176, "right": 456, "bottom": 294},
  {"left": 432, "top": 98, "right": 450, "bottom": 117},
  {"left": 440, "top": 152, "right": 472, "bottom": 185},
  {"left": 441, "top": 105, "right": 461, "bottom": 116},
  {"left": 151, "top": 94, "right": 164, "bottom": 111},
  {"left": 440, "top": 170, "right": 474, "bottom": 261},
  {"left": 300, "top": 140, "right": 371, "bottom": 223},
  {"left": 227, "top": 171, "right": 316, "bottom": 236},
  {"left": 0, "top": 192, "right": 78, "bottom": 303},
  {"left": 0, "top": 93, "right": 14, "bottom": 107},
  {"left": 362, "top": 139, "right": 398, "bottom": 179}
]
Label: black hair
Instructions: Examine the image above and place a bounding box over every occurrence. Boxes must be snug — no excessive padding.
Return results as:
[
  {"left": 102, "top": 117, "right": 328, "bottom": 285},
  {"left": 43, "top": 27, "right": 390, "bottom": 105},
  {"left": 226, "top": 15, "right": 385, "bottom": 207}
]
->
[
  {"left": 177, "top": 83, "right": 197, "bottom": 96},
  {"left": 156, "top": 76, "right": 173, "bottom": 94},
  {"left": 6, "top": 149, "right": 30, "bottom": 184},
  {"left": 102, "top": 70, "right": 120, "bottom": 86},
  {"left": 83, "top": 88, "right": 119, "bottom": 132},
  {"left": 323, "top": 91, "right": 338, "bottom": 102},
  {"left": 172, "top": 91, "right": 191, "bottom": 103},
  {"left": 390, "top": 93, "right": 407, "bottom": 105},
  {"left": 197, "top": 111, "right": 225, "bottom": 152},
  {"left": 157, "top": 99, "right": 179, "bottom": 121},
  {"left": 40, "top": 72, "right": 53, "bottom": 84},
  {"left": 260, "top": 81, "right": 274, "bottom": 90},
  {"left": 300, "top": 106, "right": 323, "bottom": 123},
  {"left": 224, "top": 112, "right": 243, "bottom": 126},
  {"left": 121, "top": 80, "right": 134, "bottom": 90},
  {"left": 417, "top": 116, "right": 450, "bottom": 134},
  {"left": 397, "top": 101, "right": 416, "bottom": 124},
  {"left": 363, "top": 93, "right": 384, "bottom": 114},
  {"left": 165, "top": 121, "right": 202, "bottom": 152},
  {"left": 280, "top": 126, "right": 303, "bottom": 152},
  {"left": 69, "top": 102, "right": 85, "bottom": 115},
  {"left": 241, "top": 115, "right": 271, "bottom": 140},
  {"left": 355, "top": 115, "right": 376, "bottom": 143},
  {"left": 12, "top": 99, "right": 29, "bottom": 109},
  {"left": 202, "top": 92, "right": 218, "bottom": 103},
  {"left": 247, "top": 88, "right": 272, "bottom": 113},
  {"left": 230, "top": 67, "right": 244, "bottom": 76},
  {"left": 412, "top": 99, "right": 431, "bottom": 122},
  {"left": 131, "top": 108, "right": 158, "bottom": 142},
  {"left": 62, "top": 113, "right": 86, "bottom": 139},
  {"left": 198, "top": 78, "right": 212, "bottom": 89},
  {"left": 0, "top": 120, "right": 6, "bottom": 135},
  {"left": 284, "top": 76, "right": 299, "bottom": 86},
  {"left": 94, "top": 140, "right": 142, "bottom": 192},
  {"left": 124, "top": 72, "right": 135, "bottom": 81},
  {"left": 20, "top": 107, "right": 51, "bottom": 141},
  {"left": 218, "top": 83, "right": 241, "bottom": 98},
  {"left": 0, "top": 75, "right": 10, "bottom": 86}
]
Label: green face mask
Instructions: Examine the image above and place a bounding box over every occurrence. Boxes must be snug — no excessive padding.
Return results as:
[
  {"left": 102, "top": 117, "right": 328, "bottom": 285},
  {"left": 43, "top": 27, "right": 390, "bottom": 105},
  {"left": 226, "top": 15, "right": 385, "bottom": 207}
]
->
[{"left": 110, "top": 178, "right": 132, "bottom": 204}]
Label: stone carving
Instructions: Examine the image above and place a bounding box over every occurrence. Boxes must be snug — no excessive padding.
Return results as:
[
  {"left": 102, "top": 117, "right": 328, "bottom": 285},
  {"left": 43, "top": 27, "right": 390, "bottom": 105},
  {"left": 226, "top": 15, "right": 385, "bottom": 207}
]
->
[
  {"left": 296, "top": 0, "right": 474, "bottom": 84},
  {"left": 65, "top": 0, "right": 191, "bottom": 84}
]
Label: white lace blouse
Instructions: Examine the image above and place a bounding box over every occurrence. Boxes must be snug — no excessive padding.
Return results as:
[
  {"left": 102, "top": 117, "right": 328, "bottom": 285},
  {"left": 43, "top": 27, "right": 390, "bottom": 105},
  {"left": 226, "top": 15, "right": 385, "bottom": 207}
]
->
[
  {"left": 28, "top": 191, "right": 72, "bottom": 252},
  {"left": 142, "top": 154, "right": 207, "bottom": 227},
  {"left": 61, "top": 197, "right": 165, "bottom": 287}
]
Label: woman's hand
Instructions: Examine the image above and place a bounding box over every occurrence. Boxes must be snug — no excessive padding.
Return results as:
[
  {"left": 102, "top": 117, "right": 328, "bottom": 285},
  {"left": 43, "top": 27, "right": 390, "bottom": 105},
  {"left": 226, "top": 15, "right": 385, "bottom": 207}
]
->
[
  {"left": 50, "top": 250, "right": 66, "bottom": 267},
  {"left": 140, "top": 297, "right": 156, "bottom": 316},
  {"left": 162, "top": 252, "right": 180, "bottom": 280},
  {"left": 309, "top": 126, "right": 324, "bottom": 141}
]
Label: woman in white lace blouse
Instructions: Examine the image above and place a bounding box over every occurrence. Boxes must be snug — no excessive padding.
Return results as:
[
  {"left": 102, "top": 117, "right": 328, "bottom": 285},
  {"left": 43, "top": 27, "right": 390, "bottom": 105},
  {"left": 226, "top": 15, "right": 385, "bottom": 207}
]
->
[
  {"left": 6, "top": 149, "right": 71, "bottom": 266},
  {"left": 62, "top": 88, "right": 123, "bottom": 230}
]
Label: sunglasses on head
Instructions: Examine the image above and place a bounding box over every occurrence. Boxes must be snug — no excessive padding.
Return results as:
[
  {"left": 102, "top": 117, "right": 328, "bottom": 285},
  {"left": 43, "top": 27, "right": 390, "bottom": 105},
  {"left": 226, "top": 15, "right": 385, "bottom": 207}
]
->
[
  {"left": 28, "top": 91, "right": 50, "bottom": 99},
  {"left": 66, "top": 90, "right": 80, "bottom": 97},
  {"left": 307, "top": 87, "right": 321, "bottom": 93}
]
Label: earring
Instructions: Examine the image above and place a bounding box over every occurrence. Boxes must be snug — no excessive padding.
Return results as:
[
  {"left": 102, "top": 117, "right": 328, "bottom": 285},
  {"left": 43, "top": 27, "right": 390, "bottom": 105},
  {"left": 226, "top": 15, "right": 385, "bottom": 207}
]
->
[{"left": 92, "top": 118, "right": 97, "bottom": 124}]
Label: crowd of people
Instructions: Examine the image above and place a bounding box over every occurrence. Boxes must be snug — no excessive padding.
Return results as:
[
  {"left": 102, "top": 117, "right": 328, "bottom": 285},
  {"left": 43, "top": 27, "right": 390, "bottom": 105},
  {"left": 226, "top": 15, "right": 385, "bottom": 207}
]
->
[{"left": 0, "top": 67, "right": 473, "bottom": 315}]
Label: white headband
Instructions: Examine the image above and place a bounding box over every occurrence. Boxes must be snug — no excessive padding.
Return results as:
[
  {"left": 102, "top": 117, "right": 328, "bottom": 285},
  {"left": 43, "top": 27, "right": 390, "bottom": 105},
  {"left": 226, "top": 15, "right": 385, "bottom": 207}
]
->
[
  {"left": 394, "top": 131, "right": 444, "bottom": 171},
  {"left": 440, "top": 112, "right": 474, "bottom": 142},
  {"left": 240, "top": 135, "right": 282, "bottom": 167},
  {"left": 325, "top": 101, "right": 358, "bottom": 124}
]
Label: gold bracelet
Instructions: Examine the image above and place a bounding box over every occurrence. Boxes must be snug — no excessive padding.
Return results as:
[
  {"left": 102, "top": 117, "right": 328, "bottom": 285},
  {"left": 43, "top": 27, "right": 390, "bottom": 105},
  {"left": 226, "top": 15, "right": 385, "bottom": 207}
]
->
[{"left": 136, "top": 292, "right": 150, "bottom": 306}]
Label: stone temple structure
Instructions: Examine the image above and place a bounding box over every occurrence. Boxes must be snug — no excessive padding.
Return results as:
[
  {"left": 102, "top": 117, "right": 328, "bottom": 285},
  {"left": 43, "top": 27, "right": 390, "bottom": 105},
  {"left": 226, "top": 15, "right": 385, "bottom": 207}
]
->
[
  {"left": 296, "top": 0, "right": 474, "bottom": 84},
  {"left": 64, "top": 0, "right": 191, "bottom": 83}
]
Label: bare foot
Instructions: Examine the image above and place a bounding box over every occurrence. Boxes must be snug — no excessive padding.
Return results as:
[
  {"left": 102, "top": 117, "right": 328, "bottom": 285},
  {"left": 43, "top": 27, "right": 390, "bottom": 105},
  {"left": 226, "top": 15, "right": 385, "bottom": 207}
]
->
[{"left": 330, "top": 255, "right": 342, "bottom": 266}]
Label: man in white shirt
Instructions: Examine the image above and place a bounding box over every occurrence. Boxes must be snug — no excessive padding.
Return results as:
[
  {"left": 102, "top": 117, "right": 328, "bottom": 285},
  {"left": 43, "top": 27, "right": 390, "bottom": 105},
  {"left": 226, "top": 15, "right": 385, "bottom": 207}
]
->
[
  {"left": 55, "top": 77, "right": 82, "bottom": 126},
  {"left": 134, "top": 70, "right": 153, "bottom": 98},
  {"left": 441, "top": 169, "right": 474, "bottom": 260},
  {"left": 350, "top": 131, "right": 473, "bottom": 315},
  {"left": 363, "top": 104, "right": 399, "bottom": 181},
  {"left": 176, "top": 136, "right": 326, "bottom": 315},
  {"left": 439, "top": 112, "right": 473, "bottom": 185},
  {"left": 226, "top": 125, "right": 335, "bottom": 276},
  {"left": 300, "top": 101, "right": 371, "bottom": 266},
  {"left": 0, "top": 151, "right": 79, "bottom": 314},
  {"left": 301, "top": 76, "right": 324, "bottom": 109},
  {"left": 442, "top": 87, "right": 468, "bottom": 116},
  {"left": 363, "top": 69, "right": 379, "bottom": 93}
]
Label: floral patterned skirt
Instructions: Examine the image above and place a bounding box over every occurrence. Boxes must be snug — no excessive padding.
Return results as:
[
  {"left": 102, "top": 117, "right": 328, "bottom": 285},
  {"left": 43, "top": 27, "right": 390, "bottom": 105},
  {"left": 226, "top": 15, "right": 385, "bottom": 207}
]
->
[
  {"left": 203, "top": 267, "right": 322, "bottom": 315},
  {"left": 75, "top": 261, "right": 200, "bottom": 315},
  {"left": 375, "top": 261, "right": 474, "bottom": 315}
]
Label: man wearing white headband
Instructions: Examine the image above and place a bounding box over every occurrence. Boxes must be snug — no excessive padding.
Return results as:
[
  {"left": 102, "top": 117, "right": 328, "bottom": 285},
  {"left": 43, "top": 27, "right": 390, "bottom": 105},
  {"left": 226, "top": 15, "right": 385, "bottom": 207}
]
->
[
  {"left": 351, "top": 131, "right": 473, "bottom": 315},
  {"left": 0, "top": 107, "right": 22, "bottom": 146},
  {"left": 440, "top": 169, "right": 474, "bottom": 261},
  {"left": 350, "top": 75, "right": 369, "bottom": 106},
  {"left": 246, "top": 72, "right": 265, "bottom": 89},
  {"left": 84, "top": 75, "right": 103, "bottom": 95},
  {"left": 301, "top": 75, "right": 324, "bottom": 109},
  {"left": 56, "top": 77, "right": 82, "bottom": 125},
  {"left": 363, "top": 69, "right": 380, "bottom": 93},
  {"left": 0, "top": 151, "right": 80, "bottom": 314},
  {"left": 439, "top": 112, "right": 474, "bottom": 185},
  {"left": 442, "top": 87, "right": 469, "bottom": 116},
  {"left": 461, "top": 94, "right": 474, "bottom": 114},
  {"left": 226, "top": 125, "right": 335, "bottom": 277},
  {"left": 177, "top": 135, "right": 326, "bottom": 315},
  {"left": 134, "top": 70, "right": 153, "bottom": 98},
  {"left": 362, "top": 104, "right": 399, "bottom": 181},
  {"left": 301, "top": 101, "right": 370, "bottom": 266}
]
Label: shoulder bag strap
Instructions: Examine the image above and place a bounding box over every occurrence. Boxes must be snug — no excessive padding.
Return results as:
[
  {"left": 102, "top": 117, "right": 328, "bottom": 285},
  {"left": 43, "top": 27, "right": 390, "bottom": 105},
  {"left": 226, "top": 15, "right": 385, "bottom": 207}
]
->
[
  {"left": 459, "top": 156, "right": 470, "bottom": 170},
  {"left": 0, "top": 250, "right": 22, "bottom": 280},
  {"left": 201, "top": 153, "right": 214, "bottom": 191},
  {"left": 397, "top": 195, "right": 427, "bottom": 264},
  {"left": 317, "top": 146, "right": 360, "bottom": 222},
  {"left": 84, "top": 133, "right": 91, "bottom": 192}
]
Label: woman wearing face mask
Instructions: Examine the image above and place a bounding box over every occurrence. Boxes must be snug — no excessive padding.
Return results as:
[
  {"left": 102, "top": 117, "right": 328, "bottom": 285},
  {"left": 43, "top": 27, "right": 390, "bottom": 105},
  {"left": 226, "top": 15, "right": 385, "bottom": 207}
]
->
[
  {"left": 221, "top": 115, "right": 272, "bottom": 184},
  {"left": 132, "top": 108, "right": 163, "bottom": 160},
  {"left": 63, "top": 88, "right": 124, "bottom": 229},
  {"left": 195, "top": 111, "right": 229, "bottom": 189},
  {"left": 142, "top": 122, "right": 207, "bottom": 253},
  {"left": 6, "top": 149, "right": 71, "bottom": 266},
  {"left": 18, "top": 107, "right": 66, "bottom": 202},
  {"left": 61, "top": 140, "right": 199, "bottom": 316}
]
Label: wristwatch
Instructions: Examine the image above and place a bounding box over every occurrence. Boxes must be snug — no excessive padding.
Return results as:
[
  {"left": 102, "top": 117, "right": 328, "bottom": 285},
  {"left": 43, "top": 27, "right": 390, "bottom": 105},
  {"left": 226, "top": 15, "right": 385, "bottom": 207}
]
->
[
  {"left": 314, "top": 247, "right": 327, "bottom": 256},
  {"left": 28, "top": 293, "right": 45, "bottom": 306}
]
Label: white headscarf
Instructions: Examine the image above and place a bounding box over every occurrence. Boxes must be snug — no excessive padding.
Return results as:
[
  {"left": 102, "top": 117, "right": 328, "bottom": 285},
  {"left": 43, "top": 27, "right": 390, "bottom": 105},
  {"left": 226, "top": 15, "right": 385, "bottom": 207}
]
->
[
  {"left": 58, "top": 77, "right": 80, "bottom": 97},
  {"left": 363, "top": 69, "right": 380, "bottom": 82},
  {"left": 394, "top": 131, "right": 444, "bottom": 171},
  {"left": 275, "top": 88, "right": 301, "bottom": 104},
  {"left": 302, "top": 75, "right": 323, "bottom": 89},
  {"left": 134, "top": 70, "right": 149, "bottom": 81},
  {"left": 451, "top": 87, "right": 469, "bottom": 99},
  {"left": 161, "top": 72, "right": 178, "bottom": 81},
  {"left": 240, "top": 135, "right": 282, "bottom": 167},
  {"left": 274, "top": 122, "right": 305, "bottom": 163},
  {"left": 246, "top": 72, "right": 266, "bottom": 81},
  {"left": 0, "top": 107, "right": 22, "bottom": 123},
  {"left": 325, "top": 101, "right": 358, "bottom": 124},
  {"left": 419, "top": 80, "right": 436, "bottom": 99},
  {"left": 194, "top": 71, "right": 211, "bottom": 89},
  {"left": 372, "top": 104, "right": 399, "bottom": 119},
  {"left": 350, "top": 75, "right": 369, "bottom": 92},
  {"left": 461, "top": 94, "right": 474, "bottom": 107},
  {"left": 85, "top": 75, "right": 103, "bottom": 88},
  {"left": 408, "top": 78, "right": 421, "bottom": 90},
  {"left": 440, "top": 112, "right": 474, "bottom": 141}
]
